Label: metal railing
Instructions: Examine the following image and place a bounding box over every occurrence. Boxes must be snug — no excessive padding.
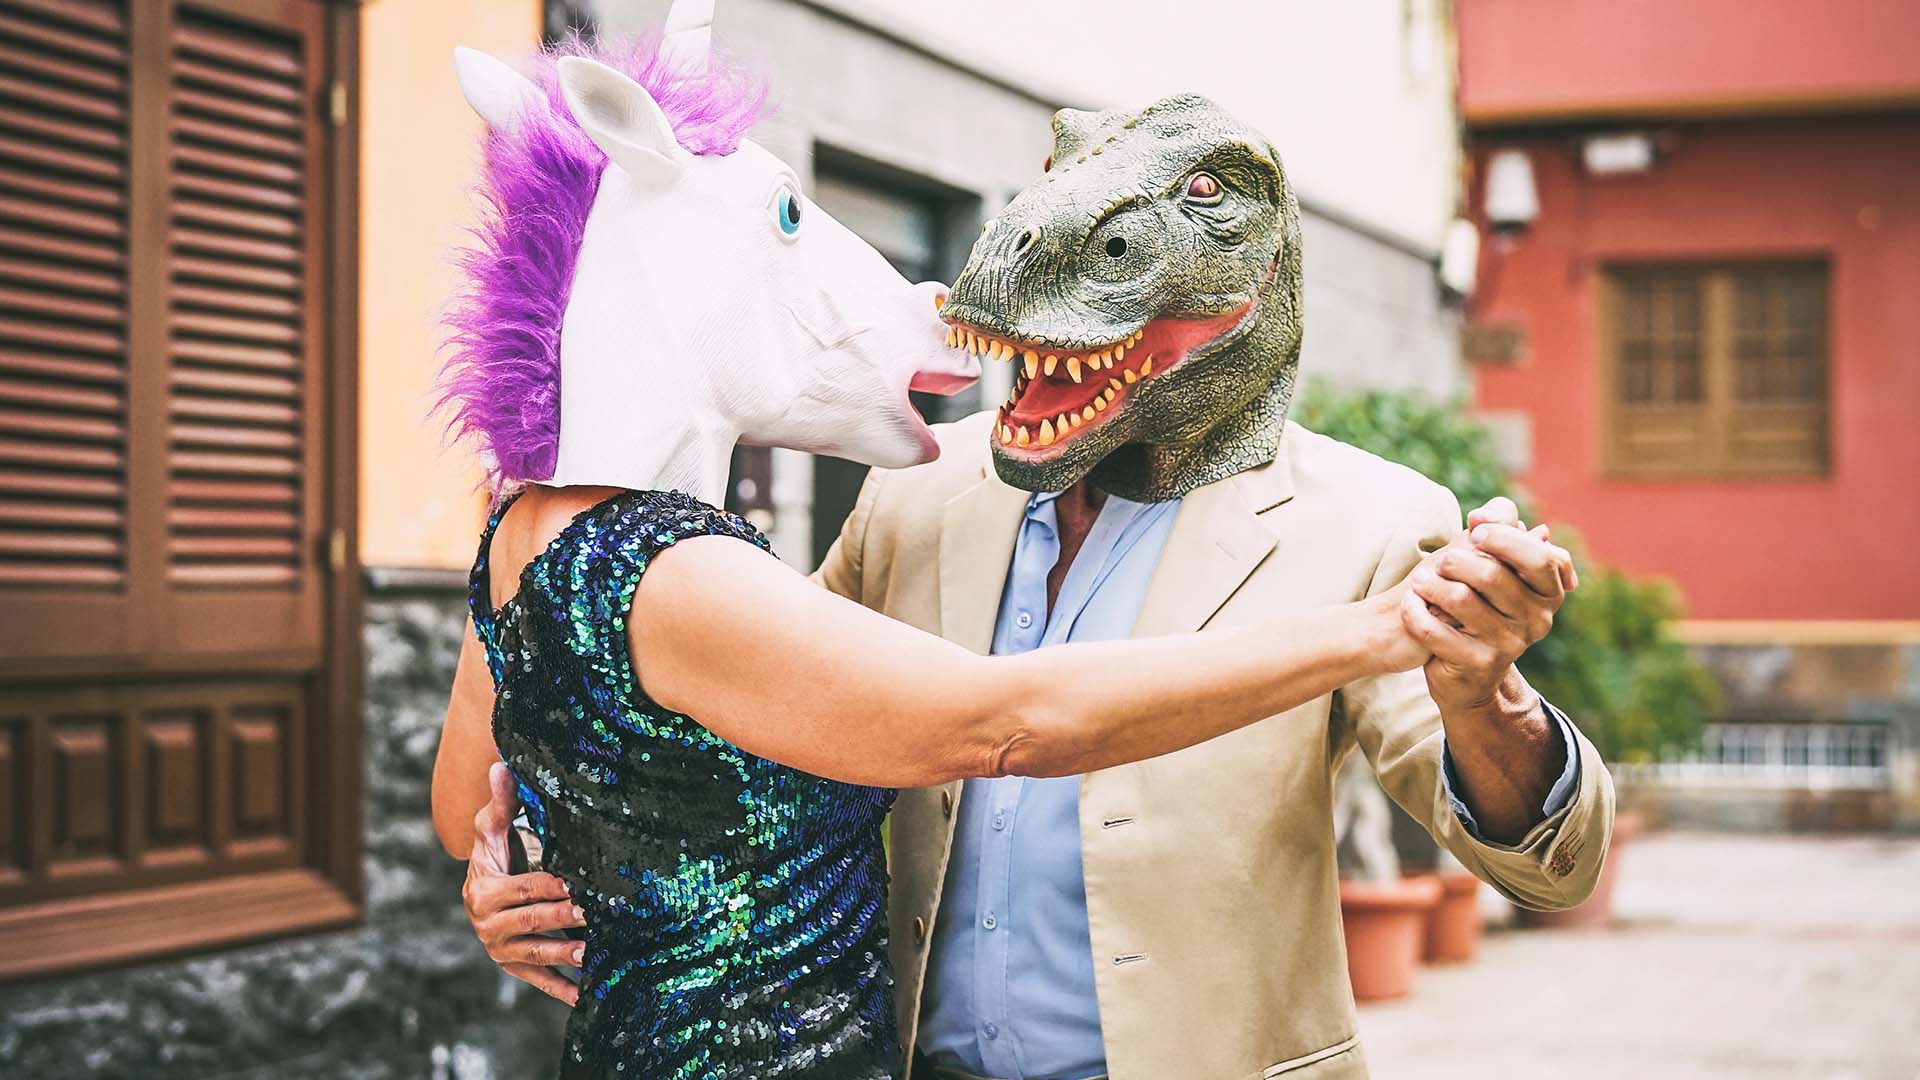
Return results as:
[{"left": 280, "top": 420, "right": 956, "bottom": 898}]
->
[{"left": 1615, "top": 721, "right": 1891, "bottom": 791}]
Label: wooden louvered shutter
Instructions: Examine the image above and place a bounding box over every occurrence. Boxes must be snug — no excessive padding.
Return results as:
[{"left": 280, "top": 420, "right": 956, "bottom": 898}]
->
[
  {"left": 0, "top": 0, "right": 138, "bottom": 658},
  {"left": 0, "top": 0, "right": 359, "bottom": 979},
  {"left": 161, "top": 0, "right": 324, "bottom": 655}
]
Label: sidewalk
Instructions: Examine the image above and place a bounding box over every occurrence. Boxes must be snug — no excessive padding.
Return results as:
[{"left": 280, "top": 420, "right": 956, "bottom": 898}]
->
[{"left": 1357, "top": 832, "right": 1920, "bottom": 1079}]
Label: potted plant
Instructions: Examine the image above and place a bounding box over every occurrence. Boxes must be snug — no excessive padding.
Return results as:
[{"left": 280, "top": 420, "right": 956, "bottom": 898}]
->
[
  {"left": 1421, "top": 848, "right": 1484, "bottom": 963},
  {"left": 1334, "top": 756, "right": 1441, "bottom": 1001}
]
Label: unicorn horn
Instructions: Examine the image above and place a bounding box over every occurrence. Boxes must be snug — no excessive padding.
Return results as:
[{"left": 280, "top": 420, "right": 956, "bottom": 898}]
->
[{"left": 662, "top": 0, "right": 714, "bottom": 71}]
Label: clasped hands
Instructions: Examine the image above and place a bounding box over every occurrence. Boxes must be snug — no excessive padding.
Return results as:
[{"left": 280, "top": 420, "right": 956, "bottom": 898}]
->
[{"left": 1373, "top": 497, "right": 1577, "bottom": 707}]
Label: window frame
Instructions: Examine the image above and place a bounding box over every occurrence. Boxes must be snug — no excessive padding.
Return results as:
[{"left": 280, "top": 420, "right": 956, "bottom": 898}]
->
[
  {"left": 1597, "top": 258, "right": 1832, "bottom": 480},
  {"left": 0, "top": 0, "right": 362, "bottom": 981}
]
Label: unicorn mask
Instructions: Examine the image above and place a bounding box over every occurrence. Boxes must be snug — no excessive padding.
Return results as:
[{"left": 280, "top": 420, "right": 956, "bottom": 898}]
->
[{"left": 442, "top": 6, "right": 977, "bottom": 501}]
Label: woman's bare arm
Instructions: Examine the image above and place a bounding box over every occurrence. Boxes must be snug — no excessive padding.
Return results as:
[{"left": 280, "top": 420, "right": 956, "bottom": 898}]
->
[
  {"left": 432, "top": 619, "right": 501, "bottom": 857},
  {"left": 634, "top": 535, "right": 1423, "bottom": 788}
]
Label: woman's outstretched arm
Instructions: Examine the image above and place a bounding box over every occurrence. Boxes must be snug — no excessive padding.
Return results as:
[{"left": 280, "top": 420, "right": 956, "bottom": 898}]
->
[{"left": 633, "top": 535, "right": 1427, "bottom": 788}]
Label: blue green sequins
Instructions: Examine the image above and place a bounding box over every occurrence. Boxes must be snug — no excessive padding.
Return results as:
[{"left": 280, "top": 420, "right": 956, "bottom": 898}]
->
[{"left": 471, "top": 490, "right": 899, "bottom": 1079}]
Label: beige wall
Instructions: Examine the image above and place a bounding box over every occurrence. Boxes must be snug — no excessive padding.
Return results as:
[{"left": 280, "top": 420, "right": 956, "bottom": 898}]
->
[
  {"left": 358, "top": 0, "right": 541, "bottom": 570},
  {"left": 819, "top": 0, "right": 1462, "bottom": 252}
]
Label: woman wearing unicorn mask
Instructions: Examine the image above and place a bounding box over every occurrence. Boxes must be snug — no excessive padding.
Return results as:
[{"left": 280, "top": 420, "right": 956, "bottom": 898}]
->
[{"left": 428, "top": 20, "right": 1441, "bottom": 1080}]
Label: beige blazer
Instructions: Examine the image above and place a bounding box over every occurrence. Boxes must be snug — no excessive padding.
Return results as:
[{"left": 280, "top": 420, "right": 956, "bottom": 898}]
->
[{"left": 814, "top": 410, "right": 1615, "bottom": 1080}]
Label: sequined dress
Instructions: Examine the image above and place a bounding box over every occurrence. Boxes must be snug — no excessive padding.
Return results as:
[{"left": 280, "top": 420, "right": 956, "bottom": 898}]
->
[{"left": 470, "top": 489, "right": 900, "bottom": 1080}]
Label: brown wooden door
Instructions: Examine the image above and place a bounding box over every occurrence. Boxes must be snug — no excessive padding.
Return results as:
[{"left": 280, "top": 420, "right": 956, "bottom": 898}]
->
[{"left": 0, "top": 0, "right": 359, "bottom": 979}]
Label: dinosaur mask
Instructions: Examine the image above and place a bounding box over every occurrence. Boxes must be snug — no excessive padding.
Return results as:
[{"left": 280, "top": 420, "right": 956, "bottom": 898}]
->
[{"left": 939, "top": 95, "right": 1304, "bottom": 501}]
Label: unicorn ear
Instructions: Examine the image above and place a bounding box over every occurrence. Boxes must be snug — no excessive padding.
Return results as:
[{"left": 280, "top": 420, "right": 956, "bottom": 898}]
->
[
  {"left": 554, "top": 55, "right": 691, "bottom": 187},
  {"left": 453, "top": 46, "right": 540, "bottom": 128},
  {"left": 662, "top": 0, "right": 714, "bottom": 72}
]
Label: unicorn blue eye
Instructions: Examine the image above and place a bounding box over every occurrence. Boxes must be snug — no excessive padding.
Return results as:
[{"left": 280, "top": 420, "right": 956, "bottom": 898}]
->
[{"left": 775, "top": 187, "right": 803, "bottom": 236}]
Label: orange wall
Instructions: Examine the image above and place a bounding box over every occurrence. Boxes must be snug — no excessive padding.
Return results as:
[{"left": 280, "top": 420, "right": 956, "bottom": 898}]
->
[
  {"left": 1457, "top": 0, "right": 1920, "bottom": 122},
  {"left": 1469, "top": 117, "right": 1920, "bottom": 621},
  {"left": 358, "top": 0, "right": 540, "bottom": 570}
]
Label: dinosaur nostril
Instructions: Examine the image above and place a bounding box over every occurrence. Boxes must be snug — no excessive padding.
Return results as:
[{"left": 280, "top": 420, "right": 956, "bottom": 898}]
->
[
  {"left": 1015, "top": 228, "right": 1036, "bottom": 254},
  {"left": 1106, "top": 236, "right": 1128, "bottom": 258}
]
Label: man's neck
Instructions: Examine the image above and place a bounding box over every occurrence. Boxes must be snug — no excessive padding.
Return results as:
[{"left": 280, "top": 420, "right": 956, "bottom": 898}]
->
[{"left": 1046, "top": 479, "right": 1107, "bottom": 611}]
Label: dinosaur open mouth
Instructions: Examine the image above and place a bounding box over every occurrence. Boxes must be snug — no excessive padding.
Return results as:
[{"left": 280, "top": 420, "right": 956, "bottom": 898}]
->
[{"left": 943, "top": 296, "right": 1259, "bottom": 455}]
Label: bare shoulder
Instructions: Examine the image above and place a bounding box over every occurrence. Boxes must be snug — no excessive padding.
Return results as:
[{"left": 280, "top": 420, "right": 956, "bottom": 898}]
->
[{"left": 1281, "top": 420, "right": 1462, "bottom": 532}]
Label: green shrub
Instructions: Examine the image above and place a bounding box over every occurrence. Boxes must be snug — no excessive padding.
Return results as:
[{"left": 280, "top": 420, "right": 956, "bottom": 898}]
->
[{"left": 1294, "top": 381, "right": 1718, "bottom": 762}]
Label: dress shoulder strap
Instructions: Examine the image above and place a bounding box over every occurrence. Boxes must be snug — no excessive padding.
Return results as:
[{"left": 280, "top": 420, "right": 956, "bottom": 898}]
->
[{"left": 466, "top": 490, "right": 523, "bottom": 687}]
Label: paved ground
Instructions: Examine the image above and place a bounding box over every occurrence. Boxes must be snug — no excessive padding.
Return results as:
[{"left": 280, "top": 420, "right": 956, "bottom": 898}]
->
[{"left": 1358, "top": 832, "right": 1920, "bottom": 1080}]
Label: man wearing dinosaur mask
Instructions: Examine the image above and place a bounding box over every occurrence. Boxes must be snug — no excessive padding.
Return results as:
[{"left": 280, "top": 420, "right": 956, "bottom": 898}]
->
[{"left": 459, "top": 95, "right": 1613, "bottom": 1080}]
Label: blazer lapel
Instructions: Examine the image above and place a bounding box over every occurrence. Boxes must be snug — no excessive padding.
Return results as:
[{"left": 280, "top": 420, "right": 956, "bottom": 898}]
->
[
  {"left": 1131, "top": 438, "right": 1296, "bottom": 636},
  {"left": 938, "top": 468, "right": 1031, "bottom": 654}
]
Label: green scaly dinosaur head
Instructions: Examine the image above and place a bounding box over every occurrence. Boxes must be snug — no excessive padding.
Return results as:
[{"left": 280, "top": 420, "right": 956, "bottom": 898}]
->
[{"left": 940, "top": 94, "right": 1303, "bottom": 500}]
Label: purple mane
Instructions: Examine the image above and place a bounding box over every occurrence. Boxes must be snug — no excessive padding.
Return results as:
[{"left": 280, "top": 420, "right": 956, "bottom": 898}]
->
[{"left": 439, "top": 34, "right": 769, "bottom": 487}]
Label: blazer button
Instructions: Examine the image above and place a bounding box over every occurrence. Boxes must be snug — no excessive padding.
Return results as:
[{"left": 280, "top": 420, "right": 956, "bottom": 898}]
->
[
  {"left": 912, "top": 916, "right": 927, "bottom": 945},
  {"left": 940, "top": 790, "right": 954, "bottom": 818}
]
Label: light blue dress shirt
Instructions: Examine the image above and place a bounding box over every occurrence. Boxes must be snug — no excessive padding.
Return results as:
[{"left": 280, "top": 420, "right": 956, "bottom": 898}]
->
[{"left": 917, "top": 491, "right": 1580, "bottom": 1080}]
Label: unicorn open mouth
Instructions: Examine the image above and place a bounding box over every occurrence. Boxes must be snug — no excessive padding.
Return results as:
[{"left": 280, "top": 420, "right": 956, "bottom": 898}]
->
[{"left": 941, "top": 296, "right": 1259, "bottom": 456}]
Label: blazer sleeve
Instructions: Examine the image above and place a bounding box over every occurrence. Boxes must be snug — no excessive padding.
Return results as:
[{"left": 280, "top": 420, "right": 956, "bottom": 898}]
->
[
  {"left": 1333, "top": 482, "right": 1617, "bottom": 911},
  {"left": 809, "top": 465, "right": 886, "bottom": 602}
]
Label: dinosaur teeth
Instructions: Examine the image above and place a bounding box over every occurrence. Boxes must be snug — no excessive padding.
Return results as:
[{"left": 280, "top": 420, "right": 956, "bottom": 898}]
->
[
  {"left": 1066, "top": 357, "right": 1082, "bottom": 383},
  {"left": 1015, "top": 425, "right": 1030, "bottom": 446},
  {"left": 1038, "top": 419, "right": 1055, "bottom": 446},
  {"left": 1024, "top": 352, "right": 1039, "bottom": 378},
  {"left": 1043, "top": 355, "right": 1057, "bottom": 377}
]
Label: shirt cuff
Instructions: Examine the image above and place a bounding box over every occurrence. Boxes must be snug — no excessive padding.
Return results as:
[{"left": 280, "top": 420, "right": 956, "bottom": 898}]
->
[{"left": 1441, "top": 699, "right": 1581, "bottom": 843}]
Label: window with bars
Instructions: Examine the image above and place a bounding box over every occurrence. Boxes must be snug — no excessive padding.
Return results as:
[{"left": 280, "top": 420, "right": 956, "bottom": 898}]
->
[
  {"left": 0, "top": 0, "right": 359, "bottom": 978},
  {"left": 1600, "top": 261, "right": 1829, "bottom": 477}
]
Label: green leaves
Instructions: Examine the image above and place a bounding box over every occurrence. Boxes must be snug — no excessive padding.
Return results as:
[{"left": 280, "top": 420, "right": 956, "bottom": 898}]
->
[{"left": 1295, "top": 381, "right": 1718, "bottom": 761}]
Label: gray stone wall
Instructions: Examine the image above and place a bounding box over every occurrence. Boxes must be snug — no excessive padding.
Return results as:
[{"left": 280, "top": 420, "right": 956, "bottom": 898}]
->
[
  {"left": 0, "top": 589, "right": 566, "bottom": 1079},
  {"left": 1298, "top": 208, "right": 1463, "bottom": 399}
]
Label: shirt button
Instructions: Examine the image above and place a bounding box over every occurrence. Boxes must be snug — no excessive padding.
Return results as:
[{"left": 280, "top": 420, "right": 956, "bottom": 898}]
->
[
  {"left": 982, "top": 912, "right": 998, "bottom": 930},
  {"left": 984, "top": 1023, "right": 999, "bottom": 1040},
  {"left": 992, "top": 810, "right": 1006, "bottom": 830},
  {"left": 941, "top": 790, "right": 954, "bottom": 818},
  {"left": 1015, "top": 611, "right": 1033, "bottom": 629}
]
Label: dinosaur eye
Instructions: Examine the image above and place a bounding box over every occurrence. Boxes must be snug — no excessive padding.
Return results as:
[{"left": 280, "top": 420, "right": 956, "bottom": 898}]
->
[
  {"left": 773, "top": 185, "right": 803, "bottom": 238},
  {"left": 1186, "top": 172, "right": 1223, "bottom": 203}
]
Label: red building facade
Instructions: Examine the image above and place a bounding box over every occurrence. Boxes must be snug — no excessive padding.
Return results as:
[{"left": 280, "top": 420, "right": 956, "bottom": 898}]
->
[{"left": 1457, "top": 0, "right": 1920, "bottom": 634}]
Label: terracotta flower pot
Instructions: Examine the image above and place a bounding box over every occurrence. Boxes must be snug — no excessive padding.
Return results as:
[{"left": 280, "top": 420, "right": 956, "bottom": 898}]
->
[
  {"left": 1421, "top": 871, "right": 1484, "bottom": 964},
  {"left": 1518, "top": 811, "right": 1643, "bottom": 930},
  {"left": 1339, "top": 874, "right": 1443, "bottom": 1002}
]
